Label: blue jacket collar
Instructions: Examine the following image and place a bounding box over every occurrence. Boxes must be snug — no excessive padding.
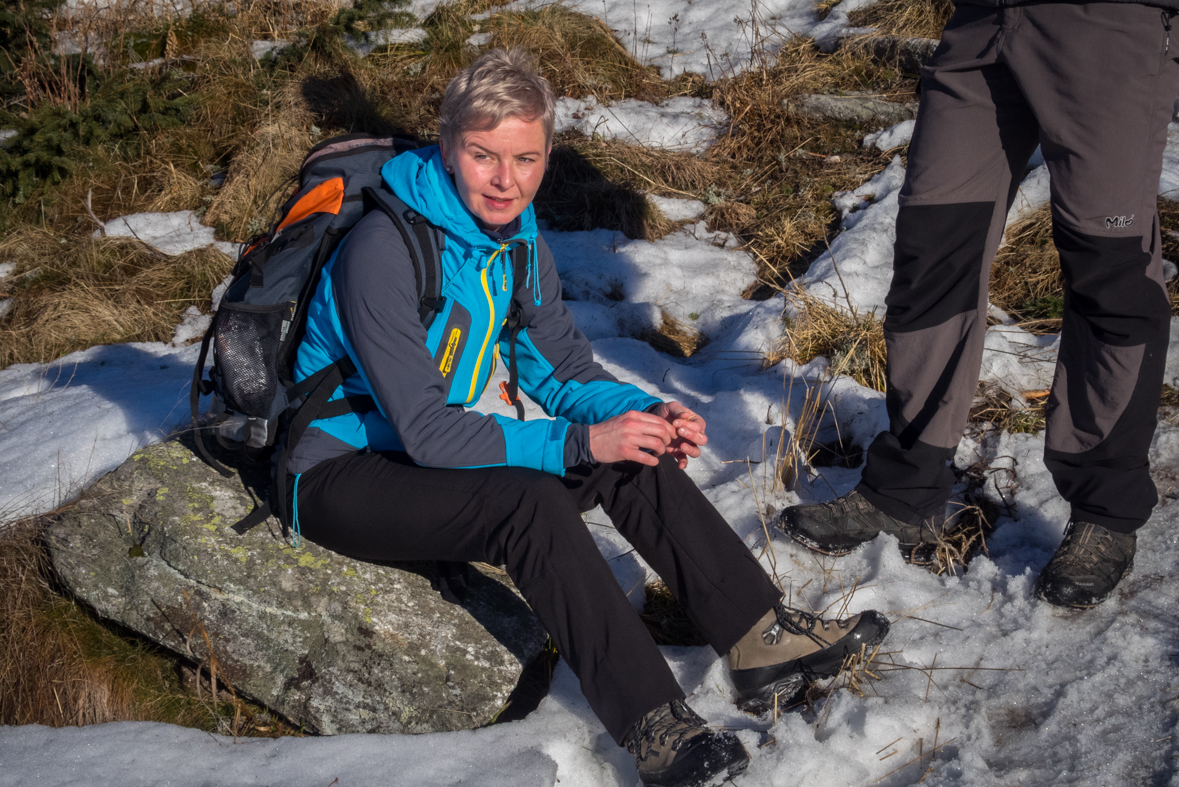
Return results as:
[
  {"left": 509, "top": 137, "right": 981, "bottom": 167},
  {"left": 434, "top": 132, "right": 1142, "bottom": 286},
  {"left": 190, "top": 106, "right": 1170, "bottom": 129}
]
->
[{"left": 381, "top": 146, "right": 538, "bottom": 252}]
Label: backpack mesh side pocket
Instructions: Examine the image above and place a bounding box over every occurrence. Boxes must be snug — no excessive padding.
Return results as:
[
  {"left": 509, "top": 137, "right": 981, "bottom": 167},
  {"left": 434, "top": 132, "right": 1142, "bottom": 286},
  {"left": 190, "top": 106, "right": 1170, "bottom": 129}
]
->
[{"left": 210, "top": 301, "right": 293, "bottom": 418}]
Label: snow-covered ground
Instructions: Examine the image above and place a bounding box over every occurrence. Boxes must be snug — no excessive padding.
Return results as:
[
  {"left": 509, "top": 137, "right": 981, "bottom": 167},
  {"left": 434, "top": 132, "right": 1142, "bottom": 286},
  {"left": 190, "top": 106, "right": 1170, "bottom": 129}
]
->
[
  {"left": 567, "top": 0, "right": 877, "bottom": 78},
  {"left": 5, "top": 191, "right": 1179, "bottom": 787},
  {"left": 554, "top": 96, "right": 728, "bottom": 153},
  {"left": 4, "top": 7, "right": 1179, "bottom": 786}
]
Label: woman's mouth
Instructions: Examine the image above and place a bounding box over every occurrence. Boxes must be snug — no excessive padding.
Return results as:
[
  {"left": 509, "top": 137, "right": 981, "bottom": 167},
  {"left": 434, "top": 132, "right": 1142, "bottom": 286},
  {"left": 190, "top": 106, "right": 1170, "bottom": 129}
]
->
[{"left": 483, "top": 195, "right": 513, "bottom": 211}]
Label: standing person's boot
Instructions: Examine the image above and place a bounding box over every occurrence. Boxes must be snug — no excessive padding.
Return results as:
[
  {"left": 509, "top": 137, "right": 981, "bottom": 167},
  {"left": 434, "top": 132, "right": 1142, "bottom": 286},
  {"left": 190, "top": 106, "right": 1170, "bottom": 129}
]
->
[
  {"left": 778, "top": 490, "right": 946, "bottom": 565},
  {"left": 1035, "top": 521, "right": 1137, "bottom": 608},
  {"left": 625, "top": 699, "right": 749, "bottom": 787},
  {"left": 728, "top": 603, "right": 890, "bottom": 712}
]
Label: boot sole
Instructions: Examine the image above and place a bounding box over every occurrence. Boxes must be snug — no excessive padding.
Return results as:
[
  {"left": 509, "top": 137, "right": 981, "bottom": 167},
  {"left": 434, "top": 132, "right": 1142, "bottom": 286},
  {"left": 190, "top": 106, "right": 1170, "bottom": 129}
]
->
[
  {"left": 731, "top": 611, "right": 890, "bottom": 713},
  {"left": 788, "top": 529, "right": 937, "bottom": 566}
]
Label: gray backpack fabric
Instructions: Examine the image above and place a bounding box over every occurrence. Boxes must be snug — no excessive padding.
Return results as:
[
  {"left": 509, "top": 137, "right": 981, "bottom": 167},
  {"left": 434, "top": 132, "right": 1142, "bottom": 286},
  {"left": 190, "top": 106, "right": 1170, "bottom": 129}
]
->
[{"left": 189, "top": 135, "right": 437, "bottom": 512}]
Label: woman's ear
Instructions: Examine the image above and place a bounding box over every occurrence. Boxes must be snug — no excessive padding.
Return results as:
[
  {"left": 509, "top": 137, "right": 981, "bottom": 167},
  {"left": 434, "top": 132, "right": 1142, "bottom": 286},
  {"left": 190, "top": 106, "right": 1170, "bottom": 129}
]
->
[{"left": 439, "top": 140, "right": 451, "bottom": 173}]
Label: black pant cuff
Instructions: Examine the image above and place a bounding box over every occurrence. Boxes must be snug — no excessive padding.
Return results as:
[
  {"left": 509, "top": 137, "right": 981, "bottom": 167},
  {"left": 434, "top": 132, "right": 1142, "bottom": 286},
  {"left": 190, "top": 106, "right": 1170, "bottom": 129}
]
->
[
  {"left": 1068, "top": 506, "right": 1146, "bottom": 534},
  {"left": 854, "top": 482, "right": 928, "bottom": 525}
]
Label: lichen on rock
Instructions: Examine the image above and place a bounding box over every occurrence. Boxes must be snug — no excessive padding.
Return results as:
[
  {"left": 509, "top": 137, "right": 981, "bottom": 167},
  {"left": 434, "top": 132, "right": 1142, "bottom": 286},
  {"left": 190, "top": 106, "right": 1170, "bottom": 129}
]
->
[{"left": 48, "top": 440, "right": 547, "bottom": 735}]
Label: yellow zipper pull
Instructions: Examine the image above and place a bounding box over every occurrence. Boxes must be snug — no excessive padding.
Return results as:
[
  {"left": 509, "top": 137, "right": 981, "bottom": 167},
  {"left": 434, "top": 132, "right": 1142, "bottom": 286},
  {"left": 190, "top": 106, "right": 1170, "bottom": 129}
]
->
[{"left": 501, "top": 243, "right": 509, "bottom": 292}]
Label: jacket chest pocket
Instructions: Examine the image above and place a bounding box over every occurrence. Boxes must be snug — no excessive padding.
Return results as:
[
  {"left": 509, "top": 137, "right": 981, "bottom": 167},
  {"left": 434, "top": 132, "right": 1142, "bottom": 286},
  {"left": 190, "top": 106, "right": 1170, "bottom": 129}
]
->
[{"left": 432, "top": 302, "right": 473, "bottom": 398}]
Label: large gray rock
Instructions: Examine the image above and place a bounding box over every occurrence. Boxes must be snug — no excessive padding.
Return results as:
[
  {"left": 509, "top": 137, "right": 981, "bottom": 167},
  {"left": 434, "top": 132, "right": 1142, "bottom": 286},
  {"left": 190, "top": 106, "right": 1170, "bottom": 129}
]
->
[
  {"left": 840, "top": 35, "right": 941, "bottom": 74},
  {"left": 785, "top": 92, "right": 918, "bottom": 128},
  {"left": 47, "top": 440, "right": 547, "bottom": 735}
]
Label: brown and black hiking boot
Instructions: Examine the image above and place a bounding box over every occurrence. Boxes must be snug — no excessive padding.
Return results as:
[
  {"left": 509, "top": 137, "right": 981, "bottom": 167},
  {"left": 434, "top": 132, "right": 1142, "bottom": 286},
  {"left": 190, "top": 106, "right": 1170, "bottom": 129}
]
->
[
  {"left": 625, "top": 699, "right": 749, "bottom": 787},
  {"left": 728, "top": 603, "right": 890, "bottom": 713},
  {"left": 1035, "top": 520, "right": 1136, "bottom": 609},
  {"left": 778, "top": 489, "right": 945, "bottom": 565}
]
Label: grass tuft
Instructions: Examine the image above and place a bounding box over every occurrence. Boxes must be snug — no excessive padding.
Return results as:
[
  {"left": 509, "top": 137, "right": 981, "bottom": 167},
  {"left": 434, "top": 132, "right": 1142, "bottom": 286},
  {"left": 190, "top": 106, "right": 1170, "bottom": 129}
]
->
[
  {"left": 0, "top": 229, "right": 232, "bottom": 367},
  {"left": 489, "top": 5, "right": 664, "bottom": 102},
  {"left": 774, "top": 289, "right": 888, "bottom": 391},
  {"left": 642, "top": 310, "right": 709, "bottom": 358},
  {"left": 0, "top": 513, "right": 294, "bottom": 734},
  {"left": 968, "top": 383, "right": 1047, "bottom": 435},
  {"left": 988, "top": 205, "right": 1062, "bottom": 333},
  {"left": 846, "top": 0, "right": 955, "bottom": 40}
]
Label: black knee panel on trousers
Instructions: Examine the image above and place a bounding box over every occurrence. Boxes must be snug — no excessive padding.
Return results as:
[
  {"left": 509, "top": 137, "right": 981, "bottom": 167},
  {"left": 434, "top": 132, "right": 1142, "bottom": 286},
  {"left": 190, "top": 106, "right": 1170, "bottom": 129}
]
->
[
  {"left": 1054, "top": 222, "right": 1171, "bottom": 346},
  {"left": 884, "top": 202, "right": 994, "bottom": 332}
]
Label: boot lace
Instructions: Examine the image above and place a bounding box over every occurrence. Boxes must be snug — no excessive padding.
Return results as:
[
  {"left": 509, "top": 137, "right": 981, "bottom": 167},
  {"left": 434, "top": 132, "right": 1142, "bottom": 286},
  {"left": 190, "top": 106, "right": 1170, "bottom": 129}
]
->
[
  {"left": 1052, "top": 523, "right": 1128, "bottom": 573},
  {"left": 770, "top": 604, "right": 848, "bottom": 648},
  {"left": 627, "top": 699, "right": 707, "bottom": 763}
]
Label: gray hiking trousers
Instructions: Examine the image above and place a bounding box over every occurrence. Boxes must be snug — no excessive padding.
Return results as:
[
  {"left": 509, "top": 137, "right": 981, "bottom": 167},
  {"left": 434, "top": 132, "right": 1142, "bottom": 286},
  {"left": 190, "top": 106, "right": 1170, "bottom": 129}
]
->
[{"left": 857, "top": 2, "right": 1179, "bottom": 533}]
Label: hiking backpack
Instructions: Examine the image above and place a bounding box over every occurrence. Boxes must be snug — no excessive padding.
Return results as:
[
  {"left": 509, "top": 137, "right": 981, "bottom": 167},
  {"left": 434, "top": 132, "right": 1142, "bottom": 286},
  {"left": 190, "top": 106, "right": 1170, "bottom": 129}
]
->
[{"left": 190, "top": 133, "right": 531, "bottom": 533}]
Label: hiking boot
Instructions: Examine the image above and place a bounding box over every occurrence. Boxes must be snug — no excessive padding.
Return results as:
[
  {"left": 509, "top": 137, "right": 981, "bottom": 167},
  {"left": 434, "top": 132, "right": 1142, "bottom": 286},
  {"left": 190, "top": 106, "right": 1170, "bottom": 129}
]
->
[
  {"left": 778, "top": 489, "right": 945, "bottom": 565},
  {"left": 625, "top": 699, "right": 749, "bottom": 787},
  {"left": 1035, "top": 520, "right": 1136, "bottom": 609},
  {"left": 728, "top": 603, "right": 890, "bottom": 713}
]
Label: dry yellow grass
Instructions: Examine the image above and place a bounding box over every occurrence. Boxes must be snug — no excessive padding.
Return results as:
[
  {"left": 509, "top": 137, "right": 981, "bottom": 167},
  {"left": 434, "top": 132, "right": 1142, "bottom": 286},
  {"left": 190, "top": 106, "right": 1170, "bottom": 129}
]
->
[
  {"left": 775, "top": 288, "right": 888, "bottom": 392},
  {"left": 707, "top": 36, "right": 914, "bottom": 282},
  {"left": 968, "top": 382, "right": 1047, "bottom": 435},
  {"left": 846, "top": 0, "right": 955, "bottom": 39},
  {"left": 988, "top": 205, "right": 1063, "bottom": 332},
  {"left": 489, "top": 4, "right": 665, "bottom": 102},
  {"left": 0, "top": 229, "right": 232, "bottom": 367},
  {"left": 642, "top": 310, "right": 709, "bottom": 357}
]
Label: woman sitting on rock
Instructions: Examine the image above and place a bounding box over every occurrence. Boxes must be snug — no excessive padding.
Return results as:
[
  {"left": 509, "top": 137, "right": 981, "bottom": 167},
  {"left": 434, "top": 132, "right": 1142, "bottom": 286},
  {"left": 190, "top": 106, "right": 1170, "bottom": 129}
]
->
[{"left": 284, "top": 47, "right": 889, "bottom": 787}]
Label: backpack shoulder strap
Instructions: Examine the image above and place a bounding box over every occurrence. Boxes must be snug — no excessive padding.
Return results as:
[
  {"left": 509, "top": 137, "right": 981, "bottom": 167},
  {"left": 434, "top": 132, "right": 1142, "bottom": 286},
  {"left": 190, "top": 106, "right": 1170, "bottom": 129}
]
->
[
  {"left": 361, "top": 186, "right": 445, "bottom": 327},
  {"left": 500, "top": 242, "right": 534, "bottom": 422}
]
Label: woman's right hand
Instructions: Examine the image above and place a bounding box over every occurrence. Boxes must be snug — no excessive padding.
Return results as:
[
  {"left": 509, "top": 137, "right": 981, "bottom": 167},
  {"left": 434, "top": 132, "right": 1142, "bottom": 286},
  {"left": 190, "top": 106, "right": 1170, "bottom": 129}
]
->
[{"left": 588, "top": 411, "right": 677, "bottom": 466}]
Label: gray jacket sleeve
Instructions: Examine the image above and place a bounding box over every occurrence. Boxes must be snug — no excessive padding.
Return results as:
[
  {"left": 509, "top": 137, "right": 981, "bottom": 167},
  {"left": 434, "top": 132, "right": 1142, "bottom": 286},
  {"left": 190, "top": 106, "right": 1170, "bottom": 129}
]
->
[
  {"left": 502, "top": 235, "right": 663, "bottom": 459},
  {"left": 332, "top": 210, "right": 590, "bottom": 469}
]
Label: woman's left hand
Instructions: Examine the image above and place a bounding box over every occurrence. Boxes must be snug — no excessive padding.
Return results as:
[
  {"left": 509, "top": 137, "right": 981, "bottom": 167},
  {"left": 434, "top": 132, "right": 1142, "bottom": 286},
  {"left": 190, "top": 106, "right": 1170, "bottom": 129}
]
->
[{"left": 652, "top": 401, "right": 707, "bottom": 469}]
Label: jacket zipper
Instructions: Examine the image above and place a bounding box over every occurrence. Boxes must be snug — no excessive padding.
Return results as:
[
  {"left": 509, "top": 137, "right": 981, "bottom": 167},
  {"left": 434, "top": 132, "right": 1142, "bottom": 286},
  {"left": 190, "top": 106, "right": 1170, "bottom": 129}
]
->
[{"left": 468, "top": 244, "right": 507, "bottom": 402}]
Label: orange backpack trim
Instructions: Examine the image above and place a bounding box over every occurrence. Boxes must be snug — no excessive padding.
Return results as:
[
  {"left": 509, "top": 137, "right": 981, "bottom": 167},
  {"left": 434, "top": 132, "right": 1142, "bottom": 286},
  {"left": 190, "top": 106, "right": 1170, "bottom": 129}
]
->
[{"left": 277, "top": 177, "right": 345, "bottom": 231}]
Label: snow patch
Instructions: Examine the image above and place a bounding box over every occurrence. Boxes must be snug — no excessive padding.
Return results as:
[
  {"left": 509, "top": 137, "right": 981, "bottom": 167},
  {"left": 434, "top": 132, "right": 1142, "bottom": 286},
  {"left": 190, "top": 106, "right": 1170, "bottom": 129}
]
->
[
  {"left": 646, "top": 194, "right": 707, "bottom": 223},
  {"left": 554, "top": 96, "right": 728, "bottom": 153},
  {"left": 251, "top": 39, "right": 290, "bottom": 60},
  {"left": 98, "top": 211, "right": 237, "bottom": 258},
  {"left": 346, "top": 27, "right": 429, "bottom": 56},
  {"left": 862, "top": 119, "right": 915, "bottom": 151}
]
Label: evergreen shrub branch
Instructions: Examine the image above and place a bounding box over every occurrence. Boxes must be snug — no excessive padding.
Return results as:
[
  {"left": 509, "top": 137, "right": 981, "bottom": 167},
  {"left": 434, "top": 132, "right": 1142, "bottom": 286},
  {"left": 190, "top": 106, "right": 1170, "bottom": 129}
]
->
[{"left": 0, "top": 70, "right": 198, "bottom": 204}]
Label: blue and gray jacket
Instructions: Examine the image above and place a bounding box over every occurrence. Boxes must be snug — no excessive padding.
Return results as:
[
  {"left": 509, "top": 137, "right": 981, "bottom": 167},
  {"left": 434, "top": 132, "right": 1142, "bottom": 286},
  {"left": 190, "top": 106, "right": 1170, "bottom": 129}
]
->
[{"left": 287, "top": 146, "right": 662, "bottom": 476}]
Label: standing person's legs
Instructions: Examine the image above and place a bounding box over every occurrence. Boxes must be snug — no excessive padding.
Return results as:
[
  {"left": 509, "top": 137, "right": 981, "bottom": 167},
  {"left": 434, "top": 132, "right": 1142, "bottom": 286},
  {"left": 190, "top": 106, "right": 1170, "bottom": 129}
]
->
[
  {"left": 1005, "top": 2, "right": 1179, "bottom": 534},
  {"left": 857, "top": 6, "right": 1041, "bottom": 522},
  {"left": 1000, "top": 3, "right": 1179, "bottom": 606},
  {"left": 293, "top": 451, "right": 684, "bottom": 744},
  {"left": 781, "top": 6, "right": 1041, "bottom": 558}
]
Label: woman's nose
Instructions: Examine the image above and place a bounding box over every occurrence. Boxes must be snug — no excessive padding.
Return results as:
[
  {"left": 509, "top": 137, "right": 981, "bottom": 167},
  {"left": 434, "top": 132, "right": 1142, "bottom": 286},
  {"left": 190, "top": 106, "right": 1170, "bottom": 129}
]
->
[{"left": 491, "top": 160, "right": 513, "bottom": 190}]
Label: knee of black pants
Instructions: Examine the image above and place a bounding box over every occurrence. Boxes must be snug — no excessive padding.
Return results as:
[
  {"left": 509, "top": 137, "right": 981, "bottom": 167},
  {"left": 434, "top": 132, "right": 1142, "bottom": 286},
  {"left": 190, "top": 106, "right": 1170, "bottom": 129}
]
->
[
  {"left": 1054, "top": 222, "right": 1171, "bottom": 346},
  {"left": 483, "top": 468, "right": 589, "bottom": 588},
  {"left": 884, "top": 202, "right": 993, "bottom": 332}
]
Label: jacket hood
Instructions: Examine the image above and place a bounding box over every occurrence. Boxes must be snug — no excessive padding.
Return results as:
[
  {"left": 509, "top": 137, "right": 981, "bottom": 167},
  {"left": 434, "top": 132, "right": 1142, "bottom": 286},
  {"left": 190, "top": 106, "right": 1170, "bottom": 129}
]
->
[{"left": 381, "top": 145, "right": 539, "bottom": 255}]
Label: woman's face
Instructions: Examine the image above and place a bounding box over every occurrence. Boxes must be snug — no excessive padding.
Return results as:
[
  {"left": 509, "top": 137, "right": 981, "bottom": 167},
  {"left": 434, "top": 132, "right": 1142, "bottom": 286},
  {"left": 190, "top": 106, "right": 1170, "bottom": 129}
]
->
[{"left": 440, "top": 115, "right": 549, "bottom": 230}]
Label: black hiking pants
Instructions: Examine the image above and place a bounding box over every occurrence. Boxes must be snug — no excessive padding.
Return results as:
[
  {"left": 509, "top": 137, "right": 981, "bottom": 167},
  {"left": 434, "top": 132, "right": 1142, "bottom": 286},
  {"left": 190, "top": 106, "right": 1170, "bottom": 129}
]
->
[
  {"left": 858, "top": 2, "right": 1179, "bottom": 533},
  {"left": 293, "top": 451, "right": 782, "bottom": 744}
]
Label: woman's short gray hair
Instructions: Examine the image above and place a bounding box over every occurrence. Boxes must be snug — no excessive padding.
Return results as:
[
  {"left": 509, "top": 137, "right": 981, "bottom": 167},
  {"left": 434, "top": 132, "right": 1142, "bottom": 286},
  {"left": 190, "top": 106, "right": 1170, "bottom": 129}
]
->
[{"left": 439, "top": 48, "right": 556, "bottom": 152}]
